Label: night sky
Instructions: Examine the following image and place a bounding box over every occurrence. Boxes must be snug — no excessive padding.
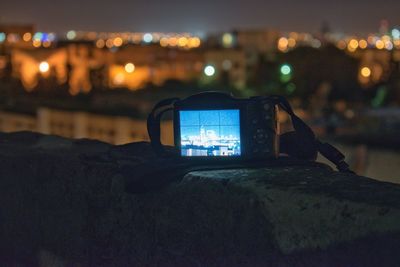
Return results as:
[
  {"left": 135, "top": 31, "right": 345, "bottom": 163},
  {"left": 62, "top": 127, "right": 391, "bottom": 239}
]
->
[{"left": 1, "top": 0, "right": 400, "bottom": 35}]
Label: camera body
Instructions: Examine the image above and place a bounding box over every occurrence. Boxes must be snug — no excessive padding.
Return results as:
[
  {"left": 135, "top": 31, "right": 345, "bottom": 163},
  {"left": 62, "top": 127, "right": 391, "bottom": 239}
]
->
[
  {"left": 173, "top": 92, "right": 279, "bottom": 161},
  {"left": 147, "top": 91, "right": 352, "bottom": 173}
]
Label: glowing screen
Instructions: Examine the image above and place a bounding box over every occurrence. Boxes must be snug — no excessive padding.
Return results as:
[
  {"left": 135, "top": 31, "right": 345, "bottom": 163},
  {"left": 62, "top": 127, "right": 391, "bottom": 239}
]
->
[{"left": 179, "top": 109, "right": 241, "bottom": 156}]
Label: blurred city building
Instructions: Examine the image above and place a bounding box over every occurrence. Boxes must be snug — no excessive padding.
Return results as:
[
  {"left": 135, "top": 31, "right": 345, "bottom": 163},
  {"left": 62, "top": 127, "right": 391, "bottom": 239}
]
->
[
  {"left": 1, "top": 24, "right": 400, "bottom": 145},
  {"left": 0, "top": 107, "right": 173, "bottom": 145},
  {"left": 1, "top": 24, "right": 400, "bottom": 95},
  {"left": 204, "top": 48, "right": 247, "bottom": 89}
]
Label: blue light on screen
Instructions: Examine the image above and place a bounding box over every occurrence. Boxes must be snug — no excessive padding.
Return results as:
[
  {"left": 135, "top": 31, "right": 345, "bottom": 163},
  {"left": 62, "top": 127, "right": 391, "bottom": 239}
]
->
[{"left": 180, "top": 109, "right": 241, "bottom": 157}]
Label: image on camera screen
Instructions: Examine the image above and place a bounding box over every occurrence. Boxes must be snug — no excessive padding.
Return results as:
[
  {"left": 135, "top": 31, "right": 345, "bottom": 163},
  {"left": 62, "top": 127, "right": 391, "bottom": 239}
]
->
[{"left": 179, "top": 109, "right": 241, "bottom": 156}]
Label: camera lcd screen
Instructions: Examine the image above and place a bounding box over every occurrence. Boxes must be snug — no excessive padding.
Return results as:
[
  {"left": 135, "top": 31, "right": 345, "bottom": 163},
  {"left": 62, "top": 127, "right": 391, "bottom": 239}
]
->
[{"left": 179, "top": 109, "right": 241, "bottom": 157}]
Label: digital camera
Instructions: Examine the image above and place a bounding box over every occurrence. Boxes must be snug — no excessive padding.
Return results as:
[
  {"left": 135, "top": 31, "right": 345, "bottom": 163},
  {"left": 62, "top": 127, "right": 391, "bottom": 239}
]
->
[{"left": 148, "top": 92, "right": 279, "bottom": 161}]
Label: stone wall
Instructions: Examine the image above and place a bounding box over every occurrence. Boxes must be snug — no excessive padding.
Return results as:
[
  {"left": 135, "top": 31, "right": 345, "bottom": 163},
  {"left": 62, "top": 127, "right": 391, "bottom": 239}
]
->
[{"left": 1, "top": 131, "right": 400, "bottom": 267}]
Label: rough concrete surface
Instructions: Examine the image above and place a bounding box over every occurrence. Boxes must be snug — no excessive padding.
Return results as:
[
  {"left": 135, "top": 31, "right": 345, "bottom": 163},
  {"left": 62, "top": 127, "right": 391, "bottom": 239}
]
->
[{"left": 1, "top": 131, "right": 400, "bottom": 267}]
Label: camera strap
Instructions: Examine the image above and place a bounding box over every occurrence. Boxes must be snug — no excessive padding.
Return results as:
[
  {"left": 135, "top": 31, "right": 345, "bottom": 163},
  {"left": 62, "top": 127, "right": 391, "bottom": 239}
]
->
[
  {"left": 147, "top": 97, "right": 180, "bottom": 155},
  {"left": 147, "top": 95, "right": 354, "bottom": 174},
  {"left": 269, "top": 95, "right": 353, "bottom": 174}
]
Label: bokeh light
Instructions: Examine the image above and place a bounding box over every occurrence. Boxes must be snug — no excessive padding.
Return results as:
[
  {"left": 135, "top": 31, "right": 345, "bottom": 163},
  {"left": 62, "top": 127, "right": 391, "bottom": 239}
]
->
[
  {"left": 66, "top": 30, "right": 76, "bottom": 40},
  {"left": 392, "top": 29, "right": 400, "bottom": 39},
  {"left": 385, "top": 41, "right": 393, "bottom": 50},
  {"left": 0, "top": 32, "right": 5, "bottom": 43},
  {"left": 359, "top": 39, "right": 368, "bottom": 49},
  {"left": 337, "top": 40, "right": 347, "bottom": 50},
  {"left": 113, "top": 37, "right": 123, "bottom": 47},
  {"left": 160, "top": 37, "right": 169, "bottom": 47},
  {"left": 278, "top": 37, "right": 289, "bottom": 52},
  {"left": 360, "top": 67, "right": 371, "bottom": 78},
  {"left": 23, "top": 33, "right": 32, "bottom": 42},
  {"left": 189, "top": 37, "right": 201, "bottom": 48},
  {"left": 33, "top": 40, "right": 41, "bottom": 47},
  {"left": 39, "top": 61, "right": 50, "bottom": 73},
  {"left": 96, "top": 39, "right": 105, "bottom": 48},
  {"left": 376, "top": 40, "right": 385, "bottom": 49},
  {"left": 124, "top": 63, "right": 135, "bottom": 73},
  {"left": 33, "top": 32, "right": 43, "bottom": 41},
  {"left": 143, "top": 33, "right": 153, "bottom": 43},
  {"left": 106, "top": 39, "right": 114, "bottom": 48},
  {"left": 280, "top": 64, "right": 292, "bottom": 75},
  {"left": 113, "top": 73, "right": 125, "bottom": 85},
  {"left": 348, "top": 39, "right": 359, "bottom": 51},
  {"left": 222, "top": 33, "right": 234, "bottom": 48},
  {"left": 42, "top": 41, "right": 51, "bottom": 48},
  {"left": 168, "top": 37, "right": 178, "bottom": 47},
  {"left": 178, "top": 37, "right": 188, "bottom": 47},
  {"left": 288, "top": 38, "right": 296, "bottom": 48},
  {"left": 204, "top": 65, "right": 216, "bottom": 76}
]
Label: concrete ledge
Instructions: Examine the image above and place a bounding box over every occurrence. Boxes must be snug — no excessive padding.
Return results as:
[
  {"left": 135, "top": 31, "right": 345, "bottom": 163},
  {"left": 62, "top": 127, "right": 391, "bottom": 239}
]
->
[{"left": 1, "top": 131, "right": 400, "bottom": 267}]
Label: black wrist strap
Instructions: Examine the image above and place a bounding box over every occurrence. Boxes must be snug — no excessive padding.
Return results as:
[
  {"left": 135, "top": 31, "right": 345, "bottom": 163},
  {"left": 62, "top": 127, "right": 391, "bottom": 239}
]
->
[
  {"left": 270, "top": 95, "right": 354, "bottom": 174},
  {"left": 147, "top": 97, "right": 179, "bottom": 155}
]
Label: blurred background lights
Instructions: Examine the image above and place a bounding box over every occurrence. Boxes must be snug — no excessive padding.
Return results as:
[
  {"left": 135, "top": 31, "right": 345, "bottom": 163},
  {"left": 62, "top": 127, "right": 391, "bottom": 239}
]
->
[
  {"left": 204, "top": 65, "right": 215, "bottom": 76},
  {"left": 337, "top": 40, "right": 347, "bottom": 50},
  {"left": 39, "top": 61, "right": 49, "bottom": 73},
  {"left": 7, "top": 34, "right": 19, "bottom": 43},
  {"left": 23, "top": 33, "right": 32, "bottom": 42},
  {"left": 0, "top": 33, "right": 5, "bottom": 43},
  {"left": 151, "top": 33, "right": 160, "bottom": 42},
  {"left": 375, "top": 40, "right": 385, "bottom": 49},
  {"left": 385, "top": 41, "right": 393, "bottom": 50},
  {"left": 222, "top": 59, "right": 232, "bottom": 71},
  {"left": 168, "top": 37, "right": 178, "bottom": 47},
  {"left": 278, "top": 37, "right": 289, "bottom": 51},
  {"left": 311, "top": 39, "right": 321, "bottom": 48},
  {"left": 106, "top": 39, "right": 114, "bottom": 48},
  {"left": 160, "top": 37, "right": 169, "bottom": 47},
  {"left": 113, "top": 73, "right": 125, "bottom": 85},
  {"left": 392, "top": 28, "right": 400, "bottom": 39},
  {"left": 361, "top": 67, "right": 371, "bottom": 77},
  {"left": 43, "top": 41, "right": 51, "bottom": 48},
  {"left": 143, "top": 33, "right": 153, "bottom": 43},
  {"left": 367, "top": 36, "right": 375, "bottom": 45},
  {"left": 280, "top": 64, "right": 292, "bottom": 75},
  {"left": 359, "top": 39, "right": 368, "bottom": 49},
  {"left": 33, "top": 40, "right": 41, "bottom": 47},
  {"left": 41, "top": 33, "right": 49, "bottom": 42},
  {"left": 113, "top": 37, "right": 123, "bottom": 47},
  {"left": 48, "top": 33, "right": 56, "bottom": 42},
  {"left": 66, "top": 30, "right": 76, "bottom": 40},
  {"left": 222, "top": 33, "right": 234, "bottom": 48},
  {"left": 33, "top": 32, "right": 43, "bottom": 41},
  {"left": 189, "top": 37, "right": 201, "bottom": 48},
  {"left": 287, "top": 38, "right": 296, "bottom": 48},
  {"left": 348, "top": 39, "right": 359, "bottom": 50},
  {"left": 382, "top": 35, "right": 391, "bottom": 42},
  {"left": 178, "top": 37, "right": 188, "bottom": 47},
  {"left": 96, "top": 39, "right": 105, "bottom": 48},
  {"left": 124, "top": 63, "right": 135, "bottom": 73}
]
